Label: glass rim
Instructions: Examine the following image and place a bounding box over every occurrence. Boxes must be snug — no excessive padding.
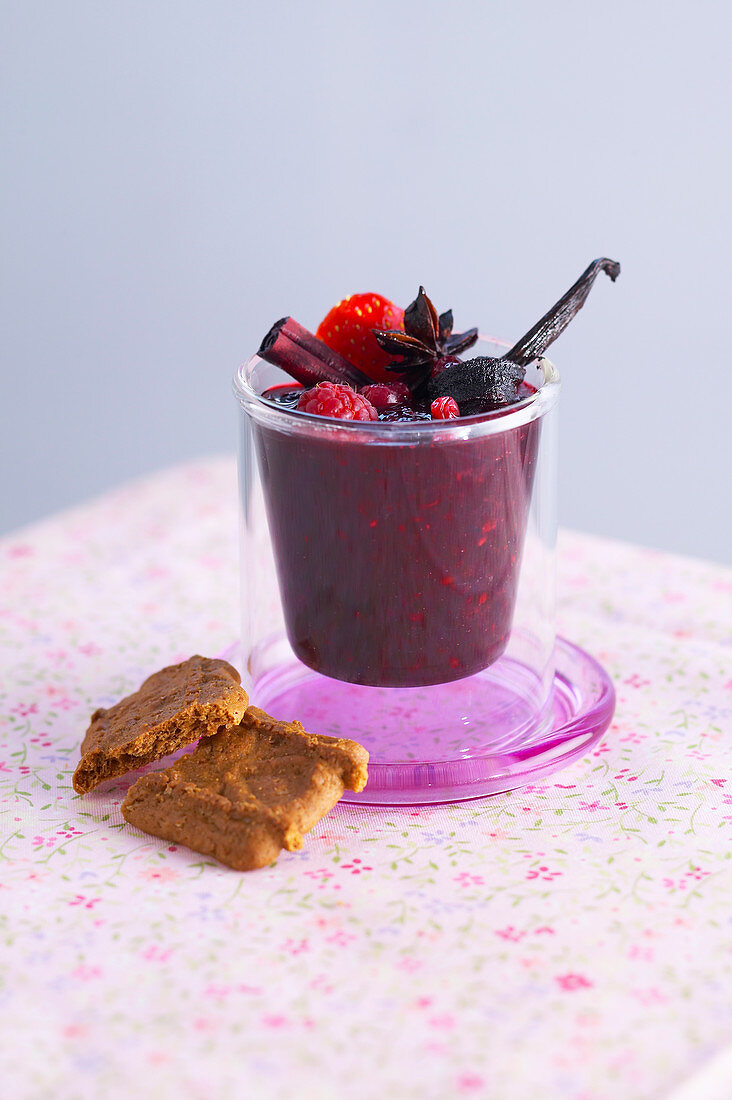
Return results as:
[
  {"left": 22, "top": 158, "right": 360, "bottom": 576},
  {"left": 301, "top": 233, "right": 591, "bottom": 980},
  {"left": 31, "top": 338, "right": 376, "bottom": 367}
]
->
[{"left": 232, "top": 334, "right": 561, "bottom": 441}]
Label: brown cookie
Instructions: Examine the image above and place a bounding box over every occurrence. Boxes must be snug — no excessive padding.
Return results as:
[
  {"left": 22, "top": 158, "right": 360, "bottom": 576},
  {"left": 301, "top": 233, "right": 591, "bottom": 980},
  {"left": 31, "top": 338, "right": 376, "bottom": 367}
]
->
[
  {"left": 73, "top": 656, "right": 248, "bottom": 794},
  {"left": 120, "top": 705, "right": 369, "bottom": 871}
]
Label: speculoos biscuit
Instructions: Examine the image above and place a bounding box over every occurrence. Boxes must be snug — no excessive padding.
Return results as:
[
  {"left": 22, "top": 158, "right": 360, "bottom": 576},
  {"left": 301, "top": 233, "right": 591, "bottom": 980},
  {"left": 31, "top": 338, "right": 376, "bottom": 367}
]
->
[
  {"left": 120, "top": 706, "right": 369, "bottom": 871},
  {"left": 73, "top": 656, "right": 248, "bottom": 794}
]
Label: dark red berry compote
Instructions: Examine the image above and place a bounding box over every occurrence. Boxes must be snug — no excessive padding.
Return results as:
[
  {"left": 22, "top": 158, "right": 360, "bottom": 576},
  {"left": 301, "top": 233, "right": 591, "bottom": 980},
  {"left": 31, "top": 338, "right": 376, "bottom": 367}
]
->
[
  {"left": 254, "top": 396, "right": 539, "bottom": 686},
  {"left": 251, "top": 263, "right": 620, "bottom": 687}
]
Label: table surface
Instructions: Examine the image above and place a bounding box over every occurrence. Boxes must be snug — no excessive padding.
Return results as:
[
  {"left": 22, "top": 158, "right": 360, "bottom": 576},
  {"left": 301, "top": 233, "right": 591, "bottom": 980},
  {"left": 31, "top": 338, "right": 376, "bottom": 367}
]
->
[{"left": 2, "top": 457, "right": 731, "bottom": 1100}]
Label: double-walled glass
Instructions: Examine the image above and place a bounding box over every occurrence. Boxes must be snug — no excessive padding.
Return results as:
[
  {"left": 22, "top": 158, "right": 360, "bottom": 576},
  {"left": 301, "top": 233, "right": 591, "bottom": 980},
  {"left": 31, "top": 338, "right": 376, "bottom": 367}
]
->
[{"left": 233, "top": 338, "right": 559, "bottom": 803}]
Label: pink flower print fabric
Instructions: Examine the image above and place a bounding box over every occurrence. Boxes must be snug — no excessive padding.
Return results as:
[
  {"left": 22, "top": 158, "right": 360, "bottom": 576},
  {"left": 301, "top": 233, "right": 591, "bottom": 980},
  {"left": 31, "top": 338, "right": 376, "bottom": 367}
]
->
[{"left": 1, "top": 458, "right": 731, "bottom": 1099}]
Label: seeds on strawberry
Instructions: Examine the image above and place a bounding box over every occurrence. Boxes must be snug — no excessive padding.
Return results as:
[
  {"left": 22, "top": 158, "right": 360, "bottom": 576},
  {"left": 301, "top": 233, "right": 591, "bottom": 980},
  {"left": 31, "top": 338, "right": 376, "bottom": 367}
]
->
[
  {"left": 316, "top": 293, "right": 404, "bottom": 384},
  {"left": 430, "top": 396, "right": 460, "bottom": 420},
  {"left": 297, "top": 381, "right": 378, "bottom": 422}
]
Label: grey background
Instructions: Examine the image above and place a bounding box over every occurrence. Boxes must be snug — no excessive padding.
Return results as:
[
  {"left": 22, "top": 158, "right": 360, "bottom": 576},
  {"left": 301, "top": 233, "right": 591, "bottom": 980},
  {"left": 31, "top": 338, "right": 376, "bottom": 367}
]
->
[{"left": 1, "top": 1, "right": 730, "bottom": 564}]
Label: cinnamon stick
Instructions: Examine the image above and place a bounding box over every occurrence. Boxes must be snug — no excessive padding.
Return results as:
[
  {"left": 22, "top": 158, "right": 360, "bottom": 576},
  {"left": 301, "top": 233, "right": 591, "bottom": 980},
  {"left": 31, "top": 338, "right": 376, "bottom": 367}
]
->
[{"left": 258, "top": 317, "right": 371, "bottom": 389}]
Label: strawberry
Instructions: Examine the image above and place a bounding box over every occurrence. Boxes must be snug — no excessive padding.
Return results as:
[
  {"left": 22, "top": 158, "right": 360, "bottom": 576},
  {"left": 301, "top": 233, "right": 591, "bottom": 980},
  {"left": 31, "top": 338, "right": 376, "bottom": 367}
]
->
[{"left": 316, "top": 293, "right": 404, "bottom": 384}]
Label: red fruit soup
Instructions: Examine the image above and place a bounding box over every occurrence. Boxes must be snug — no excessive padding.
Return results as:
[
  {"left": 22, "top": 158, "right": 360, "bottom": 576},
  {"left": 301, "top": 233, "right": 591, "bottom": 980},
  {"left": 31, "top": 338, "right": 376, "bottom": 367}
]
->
[{"left": 250, "top": 390, "right": 541, "bottom": 688}]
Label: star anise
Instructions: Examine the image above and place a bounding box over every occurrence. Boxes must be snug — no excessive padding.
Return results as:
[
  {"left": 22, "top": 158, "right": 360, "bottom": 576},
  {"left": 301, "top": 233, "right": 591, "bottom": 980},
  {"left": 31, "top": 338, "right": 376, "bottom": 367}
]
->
[{"left": 372, "top": 287, "right": 478, "bottom": 393}]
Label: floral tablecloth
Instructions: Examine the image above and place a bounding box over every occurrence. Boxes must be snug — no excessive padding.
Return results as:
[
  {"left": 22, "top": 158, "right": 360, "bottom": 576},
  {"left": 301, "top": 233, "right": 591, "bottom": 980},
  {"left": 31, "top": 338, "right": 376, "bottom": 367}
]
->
[{"left": 1, "top": 457, "right": 731, "bottom": 1100}]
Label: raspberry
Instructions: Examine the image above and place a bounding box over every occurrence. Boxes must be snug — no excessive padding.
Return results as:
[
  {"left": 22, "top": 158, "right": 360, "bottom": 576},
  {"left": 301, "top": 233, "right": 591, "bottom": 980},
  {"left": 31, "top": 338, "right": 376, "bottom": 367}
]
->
[
  {"left": 297, "top": 381, "right": 378, "bottom": 422},
  {"left": 359, "top": 382, "right": 412, "bottom": 409},
  {"left": 430, "top": 396, "right": 460, "bottom": 420}
]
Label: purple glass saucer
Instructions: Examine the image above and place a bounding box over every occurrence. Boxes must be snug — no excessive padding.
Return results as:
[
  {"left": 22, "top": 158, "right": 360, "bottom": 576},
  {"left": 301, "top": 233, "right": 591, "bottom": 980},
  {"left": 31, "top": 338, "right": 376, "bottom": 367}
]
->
[{"left": 224, "top": 637, "right": 615, "bottom": 806}]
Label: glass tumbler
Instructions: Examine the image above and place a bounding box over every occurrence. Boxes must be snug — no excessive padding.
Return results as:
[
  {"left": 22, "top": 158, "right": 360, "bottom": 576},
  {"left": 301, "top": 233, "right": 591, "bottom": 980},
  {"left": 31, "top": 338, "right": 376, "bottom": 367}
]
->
[{"left": 233, "top": 338, "right": 560, "bottom": 803}]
